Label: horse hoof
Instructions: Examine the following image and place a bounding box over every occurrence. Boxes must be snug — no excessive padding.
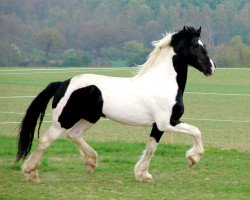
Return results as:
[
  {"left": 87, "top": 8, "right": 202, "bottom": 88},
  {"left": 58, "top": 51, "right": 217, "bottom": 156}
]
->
[
  {"left": 28, "top": 176, "right": 41, "bottom": 183},
  {"left": 187, "top": 155, "right": 201, "bottom": 168},
  {"left": 188, "top": 156, "right": 196, "bottom": 168},
  {"left": 135, "top": 172, "right": 153, "bottom": 182},
  {"left": 85, "top": 164, "right": 96, "bottom": 174},
  {"left": 84, "top": 156, "right": 98, "bottom": 174},
  {"left": 23, "top": 170, "right": 41, "bottom": 182}
]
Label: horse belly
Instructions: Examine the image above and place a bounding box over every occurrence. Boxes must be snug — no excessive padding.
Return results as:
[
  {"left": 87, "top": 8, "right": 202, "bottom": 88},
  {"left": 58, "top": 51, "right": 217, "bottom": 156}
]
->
[{"left": 102, "top": 94, "right": 154, "bottom": 126}]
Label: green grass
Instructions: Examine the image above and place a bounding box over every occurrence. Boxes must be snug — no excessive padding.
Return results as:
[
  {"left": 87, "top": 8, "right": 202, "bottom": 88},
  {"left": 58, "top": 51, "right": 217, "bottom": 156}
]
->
[
  {"left": 0, "top": 67, "right": 250, "bottom": 199},
  {"left": 1, "top": 67, "right": 249, "bottom": 150},
  {"left": 0, "top": 135, "right": 250, "bottom": 200}
]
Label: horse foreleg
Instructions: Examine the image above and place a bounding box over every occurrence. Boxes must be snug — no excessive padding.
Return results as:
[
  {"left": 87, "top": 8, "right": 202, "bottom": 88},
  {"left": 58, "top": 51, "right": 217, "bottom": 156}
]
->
[
  {"left": 167, "top": 123, "right": 204, "bottom": 167},
  {"left": 22, "top": 124, "right": 64, "bottom": 182},
  {"left": 67, "top": 120, "right": 98, "bottom": 174},
  {"left": 134, "top": 124, "right": 163, "bottom": 182}
]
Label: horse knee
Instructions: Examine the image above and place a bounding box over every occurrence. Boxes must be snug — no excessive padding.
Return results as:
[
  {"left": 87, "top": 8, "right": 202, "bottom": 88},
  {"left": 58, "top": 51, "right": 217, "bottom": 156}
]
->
[
  {"left": 67, "top": 132, "right": 78, "bottom": 140},
  {"left": 189, "top": 126, "right": 201, "bottom": 140},
  {"left": 176, "top": 124, "right": 202, "bottom": 139},
  {"left": 38, "top": 125, "right": 63, "bottom": 150},
  {"left": 38, "top": 136, "right": 52, "bottom": 150}
]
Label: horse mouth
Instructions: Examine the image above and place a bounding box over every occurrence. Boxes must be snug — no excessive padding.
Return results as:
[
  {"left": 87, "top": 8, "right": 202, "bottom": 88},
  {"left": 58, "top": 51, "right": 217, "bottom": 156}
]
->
[
  {"left": 204, "top": 67, "right": 215, "bottom": 76},
  {"left": 204, "top": 61, "right": 216, "bottom": 76},
  {"left": 204, "top": 72, "right": 212, "bottom": 77}
]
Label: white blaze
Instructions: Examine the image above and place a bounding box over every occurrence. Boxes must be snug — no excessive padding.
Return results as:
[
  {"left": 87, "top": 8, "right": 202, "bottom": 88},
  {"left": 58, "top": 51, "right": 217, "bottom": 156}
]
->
[
  {"left": 199, "top": 39, "right": 216, "bottom": 74},
  {"left": 198, "top": 40, "right": 204, "bottom": 46},
  {"left": 209, "top": 58, "right": 216, "bottom": 74}
]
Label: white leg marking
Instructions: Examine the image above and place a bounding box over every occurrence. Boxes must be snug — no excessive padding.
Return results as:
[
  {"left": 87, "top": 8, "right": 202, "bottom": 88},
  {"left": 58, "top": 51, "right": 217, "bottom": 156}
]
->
[
  {"left": 134, "top": 137, "right": 158, "bottom": 182},
  {"left": 67, "top": 119, "right": 98, "bottom": 174},
  {"left": 22, "top": 124, "right": 64, "bottom": 182},
  {"left": 167, "top": 123, "right": 204, "bottom": 167}
]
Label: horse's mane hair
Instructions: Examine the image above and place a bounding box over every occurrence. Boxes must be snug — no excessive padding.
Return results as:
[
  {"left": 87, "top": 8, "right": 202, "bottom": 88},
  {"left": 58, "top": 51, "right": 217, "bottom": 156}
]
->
[{"left": 136, "top": 32, "right": 173, "bottom": 77}]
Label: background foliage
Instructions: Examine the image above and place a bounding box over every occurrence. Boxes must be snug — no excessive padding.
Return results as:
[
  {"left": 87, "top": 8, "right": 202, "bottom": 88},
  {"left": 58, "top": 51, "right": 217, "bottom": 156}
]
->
[{"left": 0, "top": 0, "right": 250, "bottom": 67}]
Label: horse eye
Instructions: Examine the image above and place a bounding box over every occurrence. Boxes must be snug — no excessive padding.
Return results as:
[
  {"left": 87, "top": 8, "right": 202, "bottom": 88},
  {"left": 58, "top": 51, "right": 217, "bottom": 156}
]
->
[{"left": 193, "top": 43, "right": 199, "bottom": 48}]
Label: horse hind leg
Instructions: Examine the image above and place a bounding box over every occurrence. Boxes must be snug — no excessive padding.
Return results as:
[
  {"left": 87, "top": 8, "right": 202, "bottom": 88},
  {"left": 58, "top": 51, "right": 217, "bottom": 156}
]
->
[
  {"left": 22, "top": 124, "right": 64, "bottom": 182},
  {"left": 67, "top": 119, "right": 98, "bottom": 174}
]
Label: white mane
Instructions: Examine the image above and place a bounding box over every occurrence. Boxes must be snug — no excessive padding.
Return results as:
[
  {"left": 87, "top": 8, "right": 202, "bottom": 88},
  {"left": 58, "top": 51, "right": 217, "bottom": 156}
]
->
[{"left": 136, "top": 33, "right": 174, "bottom": 77}]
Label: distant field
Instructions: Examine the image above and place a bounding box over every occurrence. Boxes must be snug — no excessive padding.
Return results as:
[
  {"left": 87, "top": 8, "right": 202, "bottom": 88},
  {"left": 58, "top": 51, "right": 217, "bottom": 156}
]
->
[
  {"left": 0, "top": 67, "right": 249, "bottom": 150},
  {"left": 0, "top": 67, "right": 250, "bottom": 199}
]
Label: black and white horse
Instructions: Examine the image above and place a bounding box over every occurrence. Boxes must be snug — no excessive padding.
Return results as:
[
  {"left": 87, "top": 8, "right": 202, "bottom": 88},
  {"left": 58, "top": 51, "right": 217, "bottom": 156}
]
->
[{"left": 16, "top": 26, "right": 215, "bottom": 182}]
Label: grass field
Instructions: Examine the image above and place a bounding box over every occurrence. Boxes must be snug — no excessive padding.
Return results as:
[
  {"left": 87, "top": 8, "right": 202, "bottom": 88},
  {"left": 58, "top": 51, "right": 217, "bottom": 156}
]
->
[{"left": 0, "top": 67, "right": 250, "bottom": 199}]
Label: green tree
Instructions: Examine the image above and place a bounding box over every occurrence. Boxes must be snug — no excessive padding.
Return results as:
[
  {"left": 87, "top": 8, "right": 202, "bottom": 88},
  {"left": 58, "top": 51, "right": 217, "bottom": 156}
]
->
[
  {"left": 1, "top": 0, "right": 250, "bottom": 67},
  {"left": 78, "top": 51, "right": 91, "bottom": 66},
  {"left": 123, "top": 40, "right": 150, "bottom": 66},
  {"left": 214, "top": 36, "right": 250, "bottom": 68},
  {"left": 47, "top": 6, "right": 69, "bottom": 27},
  {"left": 10, "top": 43, "right": 22, "bottom": 65},
  {"left": 123, "top": 41, "right": 144, "bottom": 57},
  {"left": 36, "top": 28, "right": 64, "bottom": 61},
  {"left": 101, "top": 47, "right": 124, "bottom": 60},
  {"left": 63, "top": 49, "right": 78, "bottom": 66},
  {"left": 0, "top": 41, "right": 10, "bottom": 66}
]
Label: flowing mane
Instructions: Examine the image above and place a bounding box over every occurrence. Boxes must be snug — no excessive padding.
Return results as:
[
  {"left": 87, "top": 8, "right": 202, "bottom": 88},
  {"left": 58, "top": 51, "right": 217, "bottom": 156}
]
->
[{"left": 136, "top": 32, "right": 174, "bottom": 77}]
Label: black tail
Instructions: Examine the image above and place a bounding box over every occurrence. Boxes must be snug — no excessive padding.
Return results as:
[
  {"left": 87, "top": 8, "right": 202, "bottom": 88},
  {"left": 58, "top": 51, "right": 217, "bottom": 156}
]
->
[{"left": 16, "top": 82, "right": 62, "bottom": 162}]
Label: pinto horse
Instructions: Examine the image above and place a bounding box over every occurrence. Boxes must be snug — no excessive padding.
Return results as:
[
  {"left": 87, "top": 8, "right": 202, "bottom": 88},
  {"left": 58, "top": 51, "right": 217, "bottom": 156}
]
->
[{"left": 16, "top": 26, "right": 216, "bottom": 182}]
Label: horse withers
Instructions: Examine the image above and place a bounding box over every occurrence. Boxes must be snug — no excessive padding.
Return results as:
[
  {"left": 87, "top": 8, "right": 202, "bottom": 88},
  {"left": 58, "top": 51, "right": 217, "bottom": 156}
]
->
[{"left": 16, "top": 26, "right": 216, "bottom": 182}]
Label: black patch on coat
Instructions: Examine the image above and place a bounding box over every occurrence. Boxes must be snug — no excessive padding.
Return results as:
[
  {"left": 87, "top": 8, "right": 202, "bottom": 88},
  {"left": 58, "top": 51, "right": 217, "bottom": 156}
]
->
[
  {"left": 170, "top": 89, "right": 184, "bottom": 126},
  {"left": 169, "top": 27, "right": 214, "bottom": 125},
  {"left": 58, "top": 85, "right": 103, "bottom": 129},
  {"left": 150, "top": 123, "right": 164, "bottom": 143},
  {"left": 52, "top": 79, "right": 71, "bottom": 109},
  {"left": 169, "top": 30, "right": 190, "bottom": 126},
  {"left": 172, "top": 55, "right": 188, "bottom": 92}
]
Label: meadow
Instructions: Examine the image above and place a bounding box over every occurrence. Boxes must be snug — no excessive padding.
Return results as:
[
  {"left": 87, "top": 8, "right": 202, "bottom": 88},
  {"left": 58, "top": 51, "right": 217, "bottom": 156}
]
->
[{"left": 0, "top": 67, "right": 250, "bottom": 199}]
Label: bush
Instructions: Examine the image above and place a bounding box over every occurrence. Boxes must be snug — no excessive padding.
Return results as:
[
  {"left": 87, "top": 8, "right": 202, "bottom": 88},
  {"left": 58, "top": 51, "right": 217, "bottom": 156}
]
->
[
  {"left": 63, "top": 49, "right": 78, "bottom": 66},
  {"left": 214, "top": 36, "right": 250, "bottom": 68},
  {"left": 78, "top": 51, "right": 92, "bottom": 66},
  {"left": 122, "top": 41, "right": 150, "bottom": 66}
]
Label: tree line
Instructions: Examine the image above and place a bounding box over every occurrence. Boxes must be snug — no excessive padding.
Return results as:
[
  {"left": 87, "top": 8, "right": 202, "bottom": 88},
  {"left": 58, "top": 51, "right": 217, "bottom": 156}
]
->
[{"left": 0, "top": 0, "right": 250, "bottom": 67}]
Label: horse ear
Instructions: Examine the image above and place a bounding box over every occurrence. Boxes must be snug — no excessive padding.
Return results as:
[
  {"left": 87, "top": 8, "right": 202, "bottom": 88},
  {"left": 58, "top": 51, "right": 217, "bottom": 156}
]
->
[
  {"left": 197, "top": 27, "right": 201, "bottom": 36},
  {"left": 183, "top": 26, "right": 188, "bottom": 31}
]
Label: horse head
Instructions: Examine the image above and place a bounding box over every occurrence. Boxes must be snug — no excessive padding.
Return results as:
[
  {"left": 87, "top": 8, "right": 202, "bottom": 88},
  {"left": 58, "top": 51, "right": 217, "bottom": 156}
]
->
[{"left": 171, "top": 26, "right": 216, "bottom": 76}]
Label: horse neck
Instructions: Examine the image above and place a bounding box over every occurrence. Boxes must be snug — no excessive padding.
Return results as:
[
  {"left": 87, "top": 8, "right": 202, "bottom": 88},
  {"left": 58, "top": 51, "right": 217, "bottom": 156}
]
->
[
  {"left": 135, "top": 47, "right": 188, "bottom": 93},
  {"left": 172, "top": 55, "right": 188, "bottom": 93},
  {"left": 137, "top": 47, "right": 173, "bottom": 77}
]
